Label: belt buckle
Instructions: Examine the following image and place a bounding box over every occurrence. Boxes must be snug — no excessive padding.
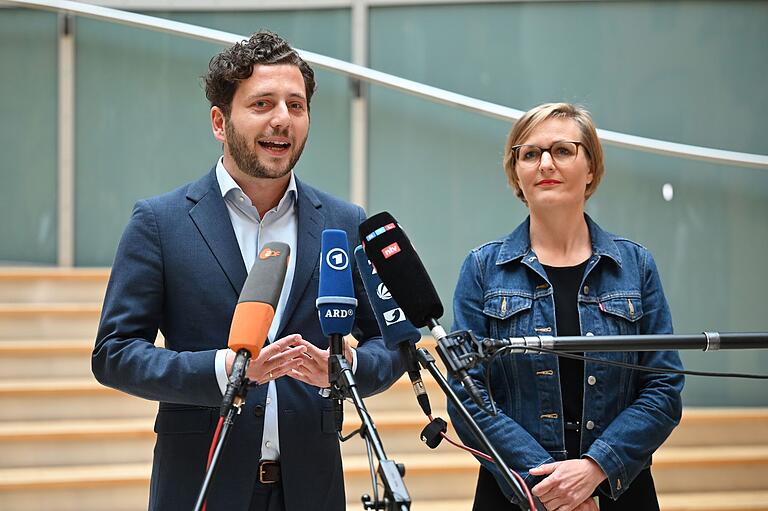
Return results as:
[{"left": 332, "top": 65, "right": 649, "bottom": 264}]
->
[{"left": 259, "top": 460, "right": 279, "bottom": 484}]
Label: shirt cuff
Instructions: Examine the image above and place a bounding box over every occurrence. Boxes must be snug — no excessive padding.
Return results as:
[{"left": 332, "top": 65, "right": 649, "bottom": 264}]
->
[
  {"left": 350, "top": 346, "right": 358, "bottom": 374},
  {"left": 214, "top": 348, "right": 230, "bottom": 396}
]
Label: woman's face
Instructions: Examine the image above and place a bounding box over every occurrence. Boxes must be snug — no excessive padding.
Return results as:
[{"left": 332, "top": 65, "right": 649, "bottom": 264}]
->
[{"left": 515, "top": 117, "right": 593, "bottom": 211}]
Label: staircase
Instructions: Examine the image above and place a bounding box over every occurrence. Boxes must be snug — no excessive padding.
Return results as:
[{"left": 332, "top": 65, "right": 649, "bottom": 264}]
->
[{"left": 0, "top": 268, "right": 767, "bottom": 511}]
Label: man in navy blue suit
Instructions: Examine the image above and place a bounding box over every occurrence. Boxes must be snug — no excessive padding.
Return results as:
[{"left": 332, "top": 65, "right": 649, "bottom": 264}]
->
[{"left": 92, "top": 31, "right": 402, "bottom": 511}]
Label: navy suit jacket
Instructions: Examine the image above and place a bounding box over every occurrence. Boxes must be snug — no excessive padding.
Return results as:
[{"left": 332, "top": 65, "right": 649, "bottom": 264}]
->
[{"left": 93, "top": 168, "right": 403, "bottom": 510}]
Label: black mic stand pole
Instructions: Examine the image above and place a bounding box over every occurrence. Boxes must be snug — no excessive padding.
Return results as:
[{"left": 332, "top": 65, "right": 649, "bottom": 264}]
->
[
  {"left": 328, "top": 334, "right": 411, "bottom": 511},
  {"left": 423, "top": 320, "right": 544, "bottom": 511},
  {"left": 483, "top": 332, "right": 768, "bottom": 354},
  {"left": 192, "top": 349, "right": 252, "bottom": 511}
]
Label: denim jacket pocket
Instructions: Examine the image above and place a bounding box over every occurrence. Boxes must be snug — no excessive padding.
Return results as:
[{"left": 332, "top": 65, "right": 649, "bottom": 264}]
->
[
  {"left": 484, "top": 292, "right": 533, "bottom": 339},
  {"left": 598, "top": 294, "right": 644, "bottom": 335}
]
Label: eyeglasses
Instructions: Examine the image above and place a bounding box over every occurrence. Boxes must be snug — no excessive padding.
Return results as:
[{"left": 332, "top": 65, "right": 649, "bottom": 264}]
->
[{"left": 511, "top": 141, "right": 586, "bottom": 168}]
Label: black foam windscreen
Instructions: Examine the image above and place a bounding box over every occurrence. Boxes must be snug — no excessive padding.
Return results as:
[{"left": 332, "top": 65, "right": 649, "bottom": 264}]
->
[{"left": 359, "top": 212, "right": 443, "bottom": 328}]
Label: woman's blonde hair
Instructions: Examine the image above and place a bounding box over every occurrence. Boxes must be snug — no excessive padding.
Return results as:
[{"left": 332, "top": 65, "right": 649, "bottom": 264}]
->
[{"left": 503, "top": 103, "right": 604, "bottom": 204}]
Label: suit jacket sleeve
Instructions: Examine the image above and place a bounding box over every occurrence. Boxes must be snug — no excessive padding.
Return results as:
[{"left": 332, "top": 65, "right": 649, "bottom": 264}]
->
[
  {"left": 92, "top": 199, "right": 223, "bottom": 407},
  {"left": 346, "top": 206, "right": 404, "bottom": 397}
]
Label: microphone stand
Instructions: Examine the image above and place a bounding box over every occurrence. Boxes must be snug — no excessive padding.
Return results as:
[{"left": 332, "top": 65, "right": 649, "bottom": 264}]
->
[
  {"left": 416, "top": 344, "right": 544, "bottom": 511},
  {"left": 482, "top": 332, "right": 768, "bottom": 354},
  {"left": 328, "top": 334, "right": 411, "bottom": 511},
  {"left": 192, "top": 349, "right": 252, "bottom": 511}
]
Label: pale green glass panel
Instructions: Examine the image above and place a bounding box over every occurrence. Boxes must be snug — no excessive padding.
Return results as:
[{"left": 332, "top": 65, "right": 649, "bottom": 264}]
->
[
  {"left": 0, "top": 10, "right": 58, "bottom": 264},
  {"left": 369, "top": 2, "right": 768, "bottom": 406},
  {"left": 75, "top": 10, "right": 351, "bottom": 266}
]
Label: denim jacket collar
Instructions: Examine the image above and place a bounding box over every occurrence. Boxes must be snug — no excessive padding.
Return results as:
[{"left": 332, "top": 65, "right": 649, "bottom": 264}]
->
[{"left": 495, "top": 213, "right": 623, "bottom": 268}]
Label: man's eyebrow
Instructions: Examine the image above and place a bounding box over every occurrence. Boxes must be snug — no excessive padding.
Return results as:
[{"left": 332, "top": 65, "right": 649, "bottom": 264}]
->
[{"left": 243, "top": 92, "right": 306, "bottom": 102}]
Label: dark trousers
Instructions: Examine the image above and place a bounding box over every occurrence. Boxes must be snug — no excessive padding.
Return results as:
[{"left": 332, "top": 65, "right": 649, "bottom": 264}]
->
[
  {"left": 249, "top": 479, "right": 285, "bottom": 511},
  {"left": 472, "top": 465, "right": 660, "bottom": 511}
]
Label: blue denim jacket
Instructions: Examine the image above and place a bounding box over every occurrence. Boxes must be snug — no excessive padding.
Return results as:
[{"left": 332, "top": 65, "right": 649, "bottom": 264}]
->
[{"left": 447, "top": 215, "right": 684, "bottom": 502}]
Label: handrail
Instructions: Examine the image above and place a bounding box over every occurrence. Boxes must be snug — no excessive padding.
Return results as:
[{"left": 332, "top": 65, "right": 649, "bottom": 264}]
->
[{"left": 5, "top": 0, "right": 768, "bottom": 170}]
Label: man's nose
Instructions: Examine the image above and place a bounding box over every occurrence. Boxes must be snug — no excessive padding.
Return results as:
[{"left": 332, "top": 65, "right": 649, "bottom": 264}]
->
[{"left": 269, "top": 102, "right": 291, "bottom": 129}]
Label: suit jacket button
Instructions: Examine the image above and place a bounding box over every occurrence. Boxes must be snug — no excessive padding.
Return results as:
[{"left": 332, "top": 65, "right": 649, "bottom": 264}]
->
[{"left": 254, "top": 405, "right": 265, "bottom": 417}]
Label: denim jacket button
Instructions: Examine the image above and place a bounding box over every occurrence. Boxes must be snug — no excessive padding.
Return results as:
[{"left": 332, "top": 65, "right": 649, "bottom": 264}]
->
[
  {"left": 585, "top": 420, "right": 595, "bottom": 430},
  {"left": 583, "top": 285, "right": 590, "bottom": 294},
  {"left": 587, "top": 375, "right": 597, "bottom": 385}
]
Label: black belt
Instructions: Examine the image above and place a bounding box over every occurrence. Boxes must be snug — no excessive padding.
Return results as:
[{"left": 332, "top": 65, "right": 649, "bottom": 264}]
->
[{"left": 258, "top": 460, "right": 281, "bottom": 484}]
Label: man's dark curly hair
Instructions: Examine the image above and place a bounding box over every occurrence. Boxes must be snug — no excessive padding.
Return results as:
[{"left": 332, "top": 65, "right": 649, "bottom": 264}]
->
[{"left": 204, "top": 31, "right": 316, "bottom": 117}]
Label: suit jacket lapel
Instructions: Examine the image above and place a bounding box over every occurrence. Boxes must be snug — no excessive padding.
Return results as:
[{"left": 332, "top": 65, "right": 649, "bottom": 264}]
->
[
  {"left": 278, "top": 178, "right": 323, "bottom": 334},
  {"left": 187, "top": 169, "right": 247, "bottom": 295}
]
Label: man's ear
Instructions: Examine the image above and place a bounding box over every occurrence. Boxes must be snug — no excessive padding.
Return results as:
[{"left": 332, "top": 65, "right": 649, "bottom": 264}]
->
[{"left": 211, "top": 106, "right": 226, "bottom": 143}]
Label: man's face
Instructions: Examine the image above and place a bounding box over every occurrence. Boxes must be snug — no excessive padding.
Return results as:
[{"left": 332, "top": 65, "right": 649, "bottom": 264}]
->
[{"left": 219, "top": 64, "right": 310, "bottom": 180}]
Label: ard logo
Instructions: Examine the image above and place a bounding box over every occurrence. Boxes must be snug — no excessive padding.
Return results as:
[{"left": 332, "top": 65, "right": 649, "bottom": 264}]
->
[{"left": 325, "top": 309, "right": 353, "bottom": 318}]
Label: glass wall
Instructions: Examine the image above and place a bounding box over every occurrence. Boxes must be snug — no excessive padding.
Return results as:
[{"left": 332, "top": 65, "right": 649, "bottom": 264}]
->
[
  {"left": 368, "top": 1, "right": 768, "bottom": 406},
  {"left": 1, "top": 1, "right": 766, "bottom": 405},
  {"left": 0, "top": 9, "right": 59, "bottom": 264},
  {"left": 74, "top": 9, "right": 352, "bottom": 265}
]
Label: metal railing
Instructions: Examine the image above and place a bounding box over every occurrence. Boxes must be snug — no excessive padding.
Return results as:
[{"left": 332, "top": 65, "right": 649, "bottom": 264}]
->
[{"left": 5, "top": 0, "right": 768, "bottom": 170}]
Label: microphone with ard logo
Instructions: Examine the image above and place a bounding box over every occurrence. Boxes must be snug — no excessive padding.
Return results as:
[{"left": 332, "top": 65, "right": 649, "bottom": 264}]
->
[
  {"left": 354, "top": 246, "right": 432, "bottom": 416},
  {"left": 316, "top": 229, "right": 358, "bottom": 432}
]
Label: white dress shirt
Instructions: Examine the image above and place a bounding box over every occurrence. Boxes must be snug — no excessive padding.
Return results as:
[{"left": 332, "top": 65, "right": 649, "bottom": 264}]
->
[
  {"left": 212, "top": 158, "right": 358, "bottom": 461},
  {"left": 213, "top": 158, "right": 297, "bottom": 461}
]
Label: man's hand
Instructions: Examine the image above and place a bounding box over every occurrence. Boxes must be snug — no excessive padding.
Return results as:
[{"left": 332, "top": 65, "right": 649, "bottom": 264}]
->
[
  {"left": 288, "top": 338, "right": 354, "bottom": 388},
  {"left": 225, "top": 334, "right": 308, "bottom": 385},
  {"left": 530, "top": 458, "right": 606, "bottom": 511}
]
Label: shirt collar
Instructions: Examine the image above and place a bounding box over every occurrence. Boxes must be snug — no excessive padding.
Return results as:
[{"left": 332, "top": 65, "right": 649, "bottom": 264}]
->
[
  {"left": 496, "top": 213, "right": 622, "bottom": 267},
  {"left": 215, "top": 156, "right": 297, "bottom": 219}
]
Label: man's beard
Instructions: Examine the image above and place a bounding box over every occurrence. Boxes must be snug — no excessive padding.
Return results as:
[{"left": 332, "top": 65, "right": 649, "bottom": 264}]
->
[{"left": 225, "top": 118, "right": 307, "bottom": 180}]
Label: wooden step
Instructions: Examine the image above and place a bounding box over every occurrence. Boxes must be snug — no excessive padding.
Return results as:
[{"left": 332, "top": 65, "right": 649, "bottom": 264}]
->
[
  {"left": 0, "top": 303, "right": 102, "bottom": 340},
  {"left": 0, "top": 463, "right": 150, "bottom": 511},
  {"left": 667, "top": 408, "right": 768, "bottom": 447},
  {"left": 344, "top": 451, "right": 477, "bottom": 502},
  {"left": 0, "top": 418, "right": 155, "bottom": 468},
  {"left": 659, "top": 491, "right": 768, "bottom": 511},
  {"left": 0, "top": 378, "right": 156, "bottom": 421},
  {"left": 0, "top": 267, "right": 109, "bottom": 304},
  {"left": 385, "top": 494, "right": 768, "bottom": 511},
  {"left": 340, "top": 409, "right": 449, "bottom": 457},
  {"left": 2, "top": 460, "right": 767, "bottom": 511},
  {"left": 653, "top": 445, "right": 768, "bottom": 493},
  {"left": 0, "top": 339, "right": 92, "bottom": 379}
]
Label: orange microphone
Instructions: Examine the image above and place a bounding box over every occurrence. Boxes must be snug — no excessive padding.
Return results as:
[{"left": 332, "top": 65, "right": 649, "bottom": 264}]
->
[{"left": 220, "top": 242, "right": 290, "bottom": 416}]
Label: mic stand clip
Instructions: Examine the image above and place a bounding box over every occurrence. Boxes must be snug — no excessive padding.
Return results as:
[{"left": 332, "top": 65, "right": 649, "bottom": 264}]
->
[{"left": 192, "top": 348, "right": 252, "bottom": 511}]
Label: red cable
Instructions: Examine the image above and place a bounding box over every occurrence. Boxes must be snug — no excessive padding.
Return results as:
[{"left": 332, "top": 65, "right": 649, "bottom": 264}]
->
[
  {"left": 428, "top": 415, "right": 537, "bottom": 511},
  {"left": 201, "top": 416, "right": 225, "bottom": 511}
]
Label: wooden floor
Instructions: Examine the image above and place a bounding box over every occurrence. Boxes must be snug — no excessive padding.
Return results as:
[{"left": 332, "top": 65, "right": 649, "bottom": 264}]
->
[{"left": 0, "top": 267, "right": 767, "bottom": 511}]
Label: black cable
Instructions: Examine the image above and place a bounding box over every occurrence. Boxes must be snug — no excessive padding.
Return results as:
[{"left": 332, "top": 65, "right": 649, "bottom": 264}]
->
[
  {"left": 477, "top": 345, "right": 768, "bottom": 421},
  {"left": 492, "top": 346, "right": 768, "bottom": 379}
]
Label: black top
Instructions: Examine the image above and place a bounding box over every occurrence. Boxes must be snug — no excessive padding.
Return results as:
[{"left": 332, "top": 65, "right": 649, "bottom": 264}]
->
[{"left": 543, "top": 260, "right": 589, "bottom": 459}]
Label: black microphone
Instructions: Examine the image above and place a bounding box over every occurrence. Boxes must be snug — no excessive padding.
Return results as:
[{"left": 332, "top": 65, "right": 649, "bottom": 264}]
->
[
  {"left": 222, "top": 242, "right": 290, "bottom": 416},
  {"left": 359, "top": 212, "right": 442, "bottom": 328},
  {"left": 354, "top": 245, "right": 432, "bottom": 416},
  {"left": 359, "top": 212, "right": 485, "bottom": 410},
  {"left": 316, "top": 229, "right": 358, "bottom": 431}
]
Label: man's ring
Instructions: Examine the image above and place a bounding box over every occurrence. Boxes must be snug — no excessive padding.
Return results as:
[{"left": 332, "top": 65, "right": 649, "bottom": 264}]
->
[{"left": 269, "top": 371, "right": 273, "bottom": 380}]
